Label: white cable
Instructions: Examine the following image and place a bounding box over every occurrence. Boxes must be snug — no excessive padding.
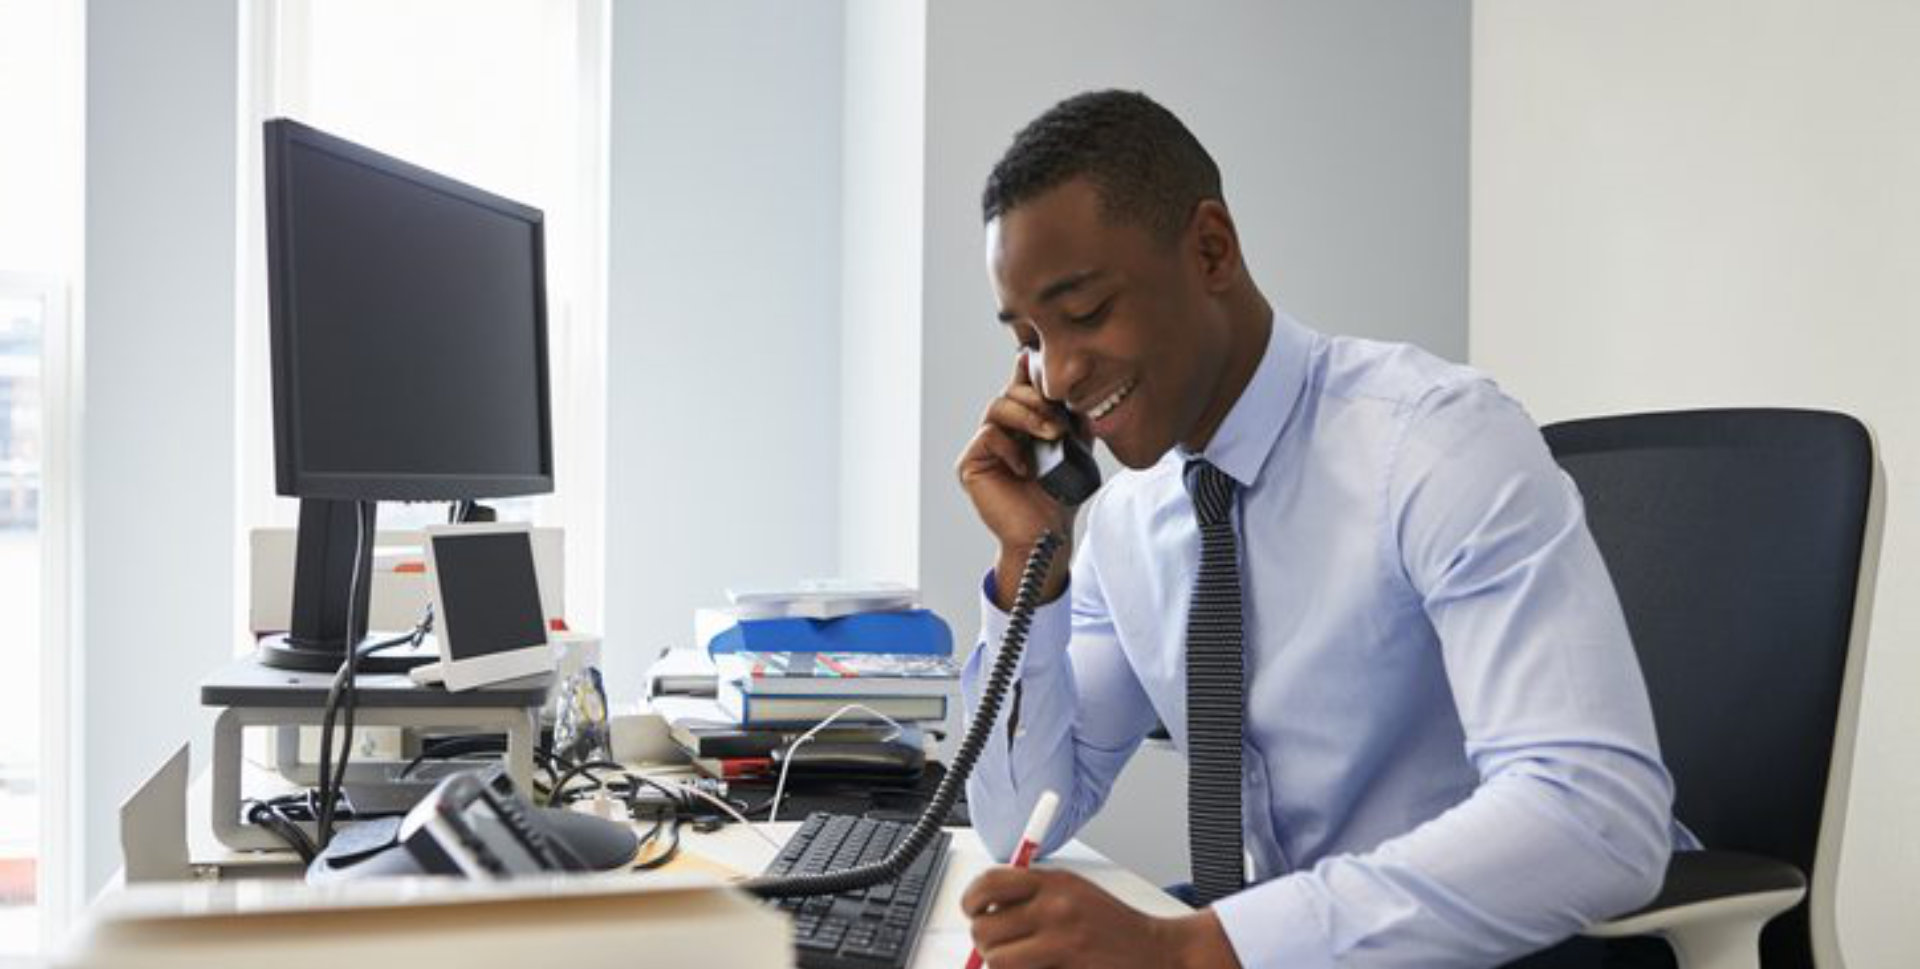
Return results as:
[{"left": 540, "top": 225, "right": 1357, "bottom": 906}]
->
[
  {"left": 767, "top": 704, "right": 906, "bottom": 825},
  {"left": 623, "top": 770, "right": 784, "bottom": 851},
  {"left": 677, "top": 782, "right": 784, "bottom": 850}
]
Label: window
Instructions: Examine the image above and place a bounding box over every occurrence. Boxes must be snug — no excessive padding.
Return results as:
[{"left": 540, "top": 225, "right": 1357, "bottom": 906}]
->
[
  {"left": 0, "top": 0, "right": 82, "bottom": 956},
  {"left": 239, "top": 0, "right": 609, "bottom": 631},
  {"left": 0, "top": 278, "right": 52, "bottom": 956}
]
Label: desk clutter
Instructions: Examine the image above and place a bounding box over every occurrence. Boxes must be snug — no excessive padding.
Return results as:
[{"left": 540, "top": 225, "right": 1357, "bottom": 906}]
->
[
  {"left": 647, "top": 584, "right": 959, "bottom": 786},
  {"left": 98, "top": 122, "right": 1091, "bottom": 969},
  {"left": 109, "top": 533, "right": 1083, "bottom": 969}
]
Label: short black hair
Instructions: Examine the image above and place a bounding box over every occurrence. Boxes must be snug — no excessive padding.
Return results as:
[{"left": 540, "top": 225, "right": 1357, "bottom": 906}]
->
[{"left": 982, "top": 90, "right": 1222, "bottom": 241}]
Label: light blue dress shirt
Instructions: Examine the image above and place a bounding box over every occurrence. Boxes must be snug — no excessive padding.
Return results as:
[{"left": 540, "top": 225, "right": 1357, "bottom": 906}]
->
[{"left": 963, "top": 310, "right": 1677, "bottom": 968}]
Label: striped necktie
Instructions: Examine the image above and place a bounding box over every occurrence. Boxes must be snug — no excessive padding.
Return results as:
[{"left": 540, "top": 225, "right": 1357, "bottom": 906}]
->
[{"left": 1183, "top": 459, "right": 1246, "bottom": 906}]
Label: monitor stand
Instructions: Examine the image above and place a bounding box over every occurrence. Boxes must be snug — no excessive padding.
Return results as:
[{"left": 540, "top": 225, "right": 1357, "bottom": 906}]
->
[{"left": 257, "top": 498, "right": 433, "bottom": 674}]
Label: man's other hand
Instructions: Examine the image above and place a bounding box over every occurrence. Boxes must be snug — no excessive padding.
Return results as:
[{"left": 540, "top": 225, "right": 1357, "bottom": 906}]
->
[{"left": 962, "top": 867, "right": 1241, "bottom": 969}]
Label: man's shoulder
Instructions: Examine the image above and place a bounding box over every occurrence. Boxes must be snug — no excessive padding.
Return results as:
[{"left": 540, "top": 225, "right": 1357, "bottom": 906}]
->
[
  {"left": 1301, "top": 330, "right": 1543, "bottom": 474},
  {"left": 1313, "top": 331, "right": 1490, "bottom": 417},
  {"left": 1306, "top": 333, "right": 1549, "bottom": 483}
]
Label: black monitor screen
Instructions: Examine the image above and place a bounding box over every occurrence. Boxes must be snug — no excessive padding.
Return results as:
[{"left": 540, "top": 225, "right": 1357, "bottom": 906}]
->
[
  {"left": 431, "top": 530, "right": 548, "bottom": 661},
  {"left": 266, "top": 119, "right": 553, "bottom": 500}
]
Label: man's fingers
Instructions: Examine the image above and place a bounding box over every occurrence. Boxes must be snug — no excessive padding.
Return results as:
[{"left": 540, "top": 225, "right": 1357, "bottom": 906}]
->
[
  {"left": 1006, "top": 382, "right": 1053, "bottom": 412},
  {"left": 985, "top": 396, "right": 1063, "bottom": 441},
  {"left": 959, "top": 424, "right": 1030, "bottom": 480},
  {"left": 961, "top": 867, "right": 1045, "bottom": 918},
  {"left": 976, "top": 935, "right": 1062, "bottom": 969},
  {"left": 968, "top": 902, "right": 1040, "bottom": 951},
  {"left": 1010, "top": 351, "right": 1035, "bottom": 389}
]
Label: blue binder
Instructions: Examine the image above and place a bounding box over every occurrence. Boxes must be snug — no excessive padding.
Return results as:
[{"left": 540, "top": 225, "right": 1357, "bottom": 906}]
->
[{"left": 704, "top": 609, "right": 953, "bottom": 657}]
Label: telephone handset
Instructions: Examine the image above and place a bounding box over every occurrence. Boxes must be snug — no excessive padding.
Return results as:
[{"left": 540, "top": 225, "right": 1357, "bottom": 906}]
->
[{"left": 1024, "top": 352, "right": 1102, "bottom": 506}]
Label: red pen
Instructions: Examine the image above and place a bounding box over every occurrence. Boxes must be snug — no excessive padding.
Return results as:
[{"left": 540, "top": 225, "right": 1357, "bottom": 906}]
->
[{"left": 964, "top": 790, "right": 1062, "bottom": 969}]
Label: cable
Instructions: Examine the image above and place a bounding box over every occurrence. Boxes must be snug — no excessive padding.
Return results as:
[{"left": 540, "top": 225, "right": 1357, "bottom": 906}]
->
[
  {"left": 631, "top": 813, "right": 682, "bottom": 871},
  {"left": 323, "top": 620, "right": 431, "bottom": 818},
  {"left": 397, "top": 732, "right": 505, "bottom": 779},
  {"left": 313, "top": 607, "right": 429, "bottom": 845},
  {"left": 767, "top": 703, "right": 905, "bottom": 825},
  {"left": 544, "top": 757, "right": 785, "bottom": 853},
  {"left": 740, "top": 530, "right": 1064, "bottom": 898},
  {"left": 310, "top": 498, "right": 434, "bottom": 848},
  {"left": 655, "top": 776, "right": 779, "bottom": 848},
  {"left": 314, "top": 500, "right": 369, "bottom": 847},
  {"left": 244, "top": 798, "right": 318, "bottom": 863},
  {"left": 546, "top": 758, "right": 624, "bottom": 808}
]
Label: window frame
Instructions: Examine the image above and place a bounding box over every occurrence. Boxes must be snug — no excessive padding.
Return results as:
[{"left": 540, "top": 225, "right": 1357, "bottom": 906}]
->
[{"left": 0, "top": 270, "right": 78, "bottom": 949}]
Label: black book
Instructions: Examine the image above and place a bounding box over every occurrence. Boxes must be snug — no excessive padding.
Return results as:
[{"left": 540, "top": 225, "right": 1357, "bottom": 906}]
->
[{"left": 653, "top": 695, "right": 904, "bottom": 758}]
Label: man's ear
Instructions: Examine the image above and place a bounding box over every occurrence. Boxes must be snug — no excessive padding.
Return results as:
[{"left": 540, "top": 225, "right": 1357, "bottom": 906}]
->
[{"left": 1189, "top": 200, "right": 1240, "bottom": 293}]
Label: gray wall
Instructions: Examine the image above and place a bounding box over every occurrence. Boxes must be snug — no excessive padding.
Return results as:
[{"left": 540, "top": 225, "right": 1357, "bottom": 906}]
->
[
  {"left": 914, "top": 0, "right": 1471, "bottom": 633},
  {"left": 81, "top": 0, "right": 238, "bottom": 892},
  {"left": 605, "top": 2, "right": 847, "bottom": 694},
  {"left": 911, "top": 0, "right": 1471, "bottom": 882}
]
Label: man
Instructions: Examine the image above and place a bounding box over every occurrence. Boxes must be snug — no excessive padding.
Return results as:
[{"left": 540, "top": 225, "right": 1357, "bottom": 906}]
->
[{"left": 955, "top": 90, "right": 1677, "bottom": 969}]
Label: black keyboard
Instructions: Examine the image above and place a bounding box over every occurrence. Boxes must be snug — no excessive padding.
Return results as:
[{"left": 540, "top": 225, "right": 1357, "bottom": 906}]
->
[{"left": 760, "top": 812, "right": 952, "bottom": 969}]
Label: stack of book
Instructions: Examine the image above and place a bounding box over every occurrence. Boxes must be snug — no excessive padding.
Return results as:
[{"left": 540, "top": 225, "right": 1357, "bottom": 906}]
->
[
  {"left": 646, "top": 583, "right": 957, "bottom": 780},
  {"left": 713, "top": 649, "right": 956, "bottom": 727}
]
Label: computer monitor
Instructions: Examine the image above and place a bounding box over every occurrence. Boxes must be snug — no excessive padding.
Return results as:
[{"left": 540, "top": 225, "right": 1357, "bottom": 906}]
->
[{"left": 259, "top": 118, "right": 554, "bottom": 672}]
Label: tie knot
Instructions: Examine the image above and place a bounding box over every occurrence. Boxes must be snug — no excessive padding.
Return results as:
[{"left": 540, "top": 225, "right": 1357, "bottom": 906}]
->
[{"left": 1183, "top": 460, "right": 1237, "bottom": 526}]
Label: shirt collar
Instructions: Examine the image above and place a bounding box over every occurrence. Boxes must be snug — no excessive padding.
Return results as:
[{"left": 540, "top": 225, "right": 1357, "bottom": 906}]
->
[{"left": 1174, "top": 308, "right": 1313, "bottom": 490}]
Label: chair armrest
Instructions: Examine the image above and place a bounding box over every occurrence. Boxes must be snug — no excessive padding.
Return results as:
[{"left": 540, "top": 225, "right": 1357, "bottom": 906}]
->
[
  {"left": 1585, "top": 849, "right": 1806, "bottom": 937},
  {"left": 1583, "top": 850, "right": 1805, "bottom": 969}
]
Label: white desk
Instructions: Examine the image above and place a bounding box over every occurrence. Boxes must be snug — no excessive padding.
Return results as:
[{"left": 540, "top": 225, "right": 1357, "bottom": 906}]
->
[
  {"left": 678, "top": 821, "right": 1192, "bottom": 968},
  {"left": 174, "top": 769, "right": 1189, "bottom": 969}
]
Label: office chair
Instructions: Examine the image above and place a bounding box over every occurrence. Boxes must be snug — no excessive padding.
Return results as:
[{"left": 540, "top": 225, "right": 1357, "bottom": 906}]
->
[{"left": 1540, "top": 409, "right": 1882, "bottom": 969}]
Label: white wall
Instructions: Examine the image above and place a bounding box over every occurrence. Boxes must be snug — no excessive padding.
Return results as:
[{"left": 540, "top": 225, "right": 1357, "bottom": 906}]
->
[
  {"left": 1473, "top": 3, "right": 1920, "bottom": 965},
  {"left": 605, "top": 2, "right": 846, "bottom": 695},
  {"left": 910, "top": 0, "right": 1470, "bottom": 884},
  {"left": 81, "top": 0, "right": 239, "bottom": 892}
]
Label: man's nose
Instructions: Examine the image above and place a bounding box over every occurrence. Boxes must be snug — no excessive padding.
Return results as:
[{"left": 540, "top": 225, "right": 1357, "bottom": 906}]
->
[{"left": 1042, "top": 350, "right": 1089, "bottom": 408}]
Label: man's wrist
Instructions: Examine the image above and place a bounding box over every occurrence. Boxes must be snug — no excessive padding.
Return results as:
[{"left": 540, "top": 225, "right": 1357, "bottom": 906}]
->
[
  {"left": 1154, "top": 910, "right": 1241, "bottom": 969},
  {"left": 994, "top": 541, "right": 1070, "bottom": 609}
]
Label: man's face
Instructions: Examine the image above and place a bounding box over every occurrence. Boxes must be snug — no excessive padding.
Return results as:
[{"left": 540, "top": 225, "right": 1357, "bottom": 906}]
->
[{"left": 988, "top": 178, "right": 1229, "bottom": 470}]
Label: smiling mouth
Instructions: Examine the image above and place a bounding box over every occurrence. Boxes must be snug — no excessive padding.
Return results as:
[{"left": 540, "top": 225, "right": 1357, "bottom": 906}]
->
[{"left": 1086, "top": 379, "right": 1137, "bottom": 421}]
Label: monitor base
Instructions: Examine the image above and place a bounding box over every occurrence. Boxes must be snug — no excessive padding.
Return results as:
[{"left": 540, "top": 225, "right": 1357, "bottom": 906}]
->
[{"left": 256, "top": 633, "right": 438, "bottom": 675}]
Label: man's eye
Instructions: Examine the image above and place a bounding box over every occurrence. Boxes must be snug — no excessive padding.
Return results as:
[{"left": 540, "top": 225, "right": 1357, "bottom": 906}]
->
[{"left": 1067, "top": 298, "right": 1113, "bottom": 327}]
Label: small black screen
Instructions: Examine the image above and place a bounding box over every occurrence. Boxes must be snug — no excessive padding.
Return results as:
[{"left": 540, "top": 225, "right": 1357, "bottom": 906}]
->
[{"left": 432, "top": 532, "right": 547, "bottom": 660}]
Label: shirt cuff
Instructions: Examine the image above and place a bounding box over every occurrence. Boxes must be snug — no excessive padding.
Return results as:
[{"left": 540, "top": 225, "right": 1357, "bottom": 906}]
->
[
  {"left": 977, "top": 567, "right": 1073, "bottom": 677},
  {"left": 1211, "top": 875, "right": 1334, "bottom": 969}
]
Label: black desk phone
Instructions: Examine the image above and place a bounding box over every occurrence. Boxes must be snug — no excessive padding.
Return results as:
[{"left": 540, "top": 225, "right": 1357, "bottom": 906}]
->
[
  {"left": 398, "top": 769, "right": 570, "bottom": 877},
  {"left": 308, "top": 768, "right": 639, "bottom": 882},
  {"left": 1024, "top": 352, "right": 1102, "bottom": 507}
]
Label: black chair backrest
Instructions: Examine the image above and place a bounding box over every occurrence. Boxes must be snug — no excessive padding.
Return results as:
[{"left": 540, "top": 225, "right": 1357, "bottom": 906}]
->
[{"left": 1543, "top": 409, "right": 1873, "bottom": 969}]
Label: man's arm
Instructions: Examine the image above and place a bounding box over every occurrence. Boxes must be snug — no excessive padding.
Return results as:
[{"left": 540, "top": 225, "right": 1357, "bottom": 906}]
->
[
  {"left": 1208, "top": 380, "right": 1674, "bottom": 969},
  {"left": 963, "top": 533, "right": 1163, "bottom": 861}
]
